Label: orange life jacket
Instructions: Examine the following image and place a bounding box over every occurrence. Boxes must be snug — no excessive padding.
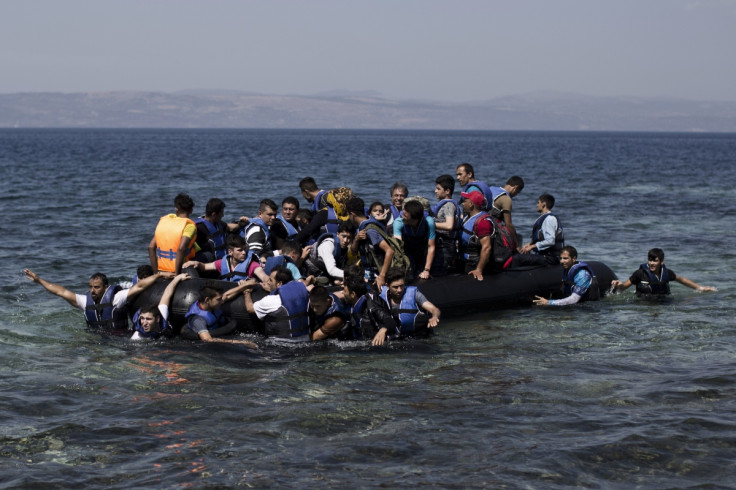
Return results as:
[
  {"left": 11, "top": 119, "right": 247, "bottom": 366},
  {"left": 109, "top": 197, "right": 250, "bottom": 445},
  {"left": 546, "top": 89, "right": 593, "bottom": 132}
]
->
[{"left": 154, "top": 215, "right": 196, "bottom": 272}]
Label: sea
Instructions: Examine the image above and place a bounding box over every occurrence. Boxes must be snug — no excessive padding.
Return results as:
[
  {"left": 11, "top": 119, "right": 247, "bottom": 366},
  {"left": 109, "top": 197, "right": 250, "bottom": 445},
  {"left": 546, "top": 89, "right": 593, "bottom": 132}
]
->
[{"left": 1, "top": 129, "right": 735, "bottom": 488}]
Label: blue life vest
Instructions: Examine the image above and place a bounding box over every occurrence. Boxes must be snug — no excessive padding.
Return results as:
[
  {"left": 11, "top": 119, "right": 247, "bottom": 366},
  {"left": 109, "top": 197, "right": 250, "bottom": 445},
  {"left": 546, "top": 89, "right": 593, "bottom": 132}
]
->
[
  {"left": 132, "top": 307, "right": 170, "bottom": 339},
  {"left": 264, "top": 281, "right": 310, "bottom": 339},
  {"left": 275, "top": 215, "right": 299, "bottom": 238},
  {"left": 311, "top": 190, "right": 328, "bottom": 213},
  {"left": 460, "top": 212, "right": 491, "bottom": 261},
  {"left": 194, "top": 217, "right": 227, "bottom": 260},
  {"left": 323, "top": 207, "right": 341, "bottom": 234},
  {"left": 219, "top": 251, "right": 258, "bottom": 282},
  {"left": 84, "top": 285, "right": 128, "bottom": 330},
  {"left": 242, "top": 217, "right": 270, "bottom": 242},
  {"left": 636, "top": 263, "right": 671, "bottom": 295},
  {"left": 531, "top": 213, "right": 564, "bottom": 256},
  {"left": 563, "top": 261, "right": 599, "bottom": 301},
  {"left": 462, "top": 180, "right": 494, "bottom": 210},
  {"left": 431, "top": 198, "right": 461, "bottom": 239},
  {"left": 263, "top": 255, "right": 296, "bottom": 276},
  {"left": 488, "top": 187, "right": 508, "bottom": 219},
  {"left": 314, "top": 293, "right": 349, "bottom": 329},
  {"left": 380, "top": 285, "right": 428, "bottom": 334},
  {"left": 185, "top": 301, "right": 227, "bottom": 331},
  {"left": 357, "top": 217, "right": 388, "bottom": 273}
]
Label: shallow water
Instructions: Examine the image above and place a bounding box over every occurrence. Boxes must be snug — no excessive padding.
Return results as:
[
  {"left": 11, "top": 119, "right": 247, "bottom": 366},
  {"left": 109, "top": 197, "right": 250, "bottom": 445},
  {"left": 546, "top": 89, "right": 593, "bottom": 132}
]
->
[{"left": 2, "top": 129, "right": 735, "bottom": 487}]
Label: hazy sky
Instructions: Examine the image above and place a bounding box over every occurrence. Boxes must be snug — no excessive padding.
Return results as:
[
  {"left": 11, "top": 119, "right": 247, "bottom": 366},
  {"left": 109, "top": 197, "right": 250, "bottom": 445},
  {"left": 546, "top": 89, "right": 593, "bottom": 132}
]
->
[{"left": 2, "top": 0, "right": 735, "bottom": 101}]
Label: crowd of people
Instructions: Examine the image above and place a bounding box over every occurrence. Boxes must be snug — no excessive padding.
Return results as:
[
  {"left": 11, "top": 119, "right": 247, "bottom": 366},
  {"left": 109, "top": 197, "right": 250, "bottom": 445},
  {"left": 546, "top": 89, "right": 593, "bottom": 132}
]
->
[{"left": 24, "top": 164, "right": 717, "bottom": 345}]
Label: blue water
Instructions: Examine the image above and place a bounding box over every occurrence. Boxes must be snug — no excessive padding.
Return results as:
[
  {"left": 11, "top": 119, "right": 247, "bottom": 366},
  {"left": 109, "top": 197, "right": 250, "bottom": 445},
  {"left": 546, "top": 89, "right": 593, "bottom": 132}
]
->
[{"left": 2, "top": 129, "right": 736, "bottom": 487}]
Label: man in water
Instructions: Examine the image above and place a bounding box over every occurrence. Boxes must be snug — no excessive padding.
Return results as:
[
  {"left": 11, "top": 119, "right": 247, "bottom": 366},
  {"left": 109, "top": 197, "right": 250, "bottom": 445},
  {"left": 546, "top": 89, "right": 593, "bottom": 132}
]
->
[
  {"left": 342, "top": 272, "right": 398, "bottom": 346},
  {"left": 610, "top": 248, "right": 717, "bottom": 296},
  {"left": 130, "top": 272, "right": 190, "bottom": 340},
  {"left": 379, "top": 267, "right": 441, "bottom": 336},
  {"left": 181, "top": 285, "right": 258, "bottom": 348},
  {"left": 148, "top": 193, "right": 198, "bottom": 275},
  {"left": 23, "top": 268, "right": 162, "bottom": 331},
  {"left": 533, "top": 246, "right": 599, "bottom": 306}
]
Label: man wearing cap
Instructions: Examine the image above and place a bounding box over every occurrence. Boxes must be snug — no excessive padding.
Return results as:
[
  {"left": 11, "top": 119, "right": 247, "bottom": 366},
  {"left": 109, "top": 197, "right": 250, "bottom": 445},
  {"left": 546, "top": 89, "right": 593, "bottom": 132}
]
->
[{"left": 458, "top": 190, "right": 494, "bottom": 281}]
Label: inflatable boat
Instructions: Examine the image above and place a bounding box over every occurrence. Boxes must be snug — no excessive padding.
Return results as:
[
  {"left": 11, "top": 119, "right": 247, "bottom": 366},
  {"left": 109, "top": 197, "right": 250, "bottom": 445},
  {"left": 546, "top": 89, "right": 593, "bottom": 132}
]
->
[{"left": 129, "top": 261, "right": 617, "bottom": 332}]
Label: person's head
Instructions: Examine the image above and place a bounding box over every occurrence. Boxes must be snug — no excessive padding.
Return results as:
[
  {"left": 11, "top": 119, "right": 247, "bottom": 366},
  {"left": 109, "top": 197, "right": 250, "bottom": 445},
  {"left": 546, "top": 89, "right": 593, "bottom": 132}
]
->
[
  {"left": 401, "top": 200, "right": 425, "bottom": 226},
  {"left": 505, "top": 176, "right": 525, "bottom": 197},
  {"left": 537, "top": 193, "right": 555, "bottom": 213},
  {"left": 199, "top": 286, "right": 223, "bottom": 312},
  {"left": 269, "top": 265, "right": 294, "bottom": 290},
  {"left": 368, "top": 201, "right": 385, "bottom": 220},
  {"left": 559, "top": 246, "right": 578, "bottom": 271},
  {"left": 137, "top": 305, "right": 161, "bottom": 333},
  {"left": 281, "top": 196, "right": 300, "bottom": 221},
  {"left": 456, "top": 163, "right": 475, "bottom": 186},
  {"left": 88, "top": 273, "right": 109, "bottom": 303},
  {"left": 280, "top": 240, "right": 301, "bottom": 262},
  {"left": 343, "top": 273, "right": 368, "bottom": 305},
  {"left": 385, "top": 267, "right": 407, "bottom": 302},
  {"left": 136, "top": 264, "right": 154, "bottom": 280},
  {"left": 226, "top": 234, "right": 248, "bottom": 263},
  {"left": 460, "top": 190, "right": 485, "bottom": 213},
  {"left": 390, "top": 182, "right": 408, "bottom": 210},
  {"left": 257, "top": 199, "right": 278, "bottom": 226},
  {"left": 309, "top": 285, "right": 332, "bottom": 316},
  {"left": 346, "top": 197, "right": 367, "bottom": 222},
  {"left": 647, "top": 248, "right": 665, "bottom": 273},
  {"left": 295, "top": 209, "right": 314, "bottom": 227},
  {"left": 343, "top": 264, "right": 364, "bottom": 282},
  {"left": 299, "top": 177, "right": 319, "bottom": 201},
  {"left": 205, "top": 198, "right": 226, "bottom": 222},
  {"left": 435, "top": 174, "right": 455, "bottom": 199},
  {"left": 174, "top": 193, "right": 194, "bottom": 216},
  {"left": 337, "top": 221, "right": 356, "bottom": 249}
]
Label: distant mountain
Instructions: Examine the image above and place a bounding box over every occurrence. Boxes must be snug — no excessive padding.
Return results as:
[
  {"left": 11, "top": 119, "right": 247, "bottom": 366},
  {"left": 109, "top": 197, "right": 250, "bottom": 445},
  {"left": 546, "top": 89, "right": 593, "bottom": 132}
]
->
[{"left": 1, "top": 90, "right": 735, "bottom": 131}]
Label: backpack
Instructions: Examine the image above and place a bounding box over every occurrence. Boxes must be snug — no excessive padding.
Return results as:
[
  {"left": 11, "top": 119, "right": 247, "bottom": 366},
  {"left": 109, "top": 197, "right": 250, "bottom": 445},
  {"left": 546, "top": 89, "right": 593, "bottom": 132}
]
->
[
  {"left": 489, "top": 217, "right": 515, "bottom": 269},
  {"left": 362, "top": 223, "right": 412, "bottom": 279}
]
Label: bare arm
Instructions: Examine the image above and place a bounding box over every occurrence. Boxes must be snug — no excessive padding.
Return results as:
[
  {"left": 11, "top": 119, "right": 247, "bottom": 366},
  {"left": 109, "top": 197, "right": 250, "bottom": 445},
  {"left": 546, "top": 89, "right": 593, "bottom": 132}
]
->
[
  {"left": 469, "top": 236, "right": 491, "bottom": 281},
  {"left": 375, "top": 240, "right": 394, "bottom": 290},
  {"left": 419, "top": 239, "right": 435, "bottom": 280},
  {"left": 675, "top": 275, "right": 717, "bottom": 292},
  {"left": 148, "top": 237, "right": 158, "bottom": 271},
  {"left": 422, "top": 300, "right": 441, "bottom": 327},
  {"left": 23, "top": 269, "right": 77, "bottom": 307},
  {"left": 610, "top": 279, "right": 633, "bottom": 291},
  {"left": 159, "top": 273, "right": 190, "bottom": 308},
  {"left": 222, "top": 279, "right": 259, "bottom": 302},
  {"left": 127, "top": 272, "right": 163, "bottom": 300},
  {"left": 312, "top": 315, "right": 346, "bottom": 341},
  {"left": 197, "top": 330, "right": 258, "bottom": 349}
]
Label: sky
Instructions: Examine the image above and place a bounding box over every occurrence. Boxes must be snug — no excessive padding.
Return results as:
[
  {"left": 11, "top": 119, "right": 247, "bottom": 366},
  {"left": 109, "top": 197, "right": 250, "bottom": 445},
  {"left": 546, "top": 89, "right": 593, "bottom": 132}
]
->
[{"left": 2, "top": 0, "right": 735, "bottom": 102}]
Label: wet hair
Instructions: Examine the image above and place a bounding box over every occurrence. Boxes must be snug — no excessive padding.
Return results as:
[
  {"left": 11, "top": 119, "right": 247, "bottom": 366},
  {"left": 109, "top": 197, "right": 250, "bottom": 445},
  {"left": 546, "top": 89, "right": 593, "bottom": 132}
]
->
[
  {"left": 139, "top": 304, "right": 161, "bottom": 317},
  {"left": 390, "top": 182, "right": 408, "bottom": 197},
  {"left": 538, "top": 193, "right": 555, "bottom": 210},
  {"left": 174, "top": 193, "right": 194, "bottom": 214},
  {"left": 403, "top": 200, "right": 425, "bottom": 221},
  {"left": 205, "top": 198, "right": 226, "bottom": 216},
  {"left": 346, "top": 197, "right": 366, "bottom": 217},
  {"left": 561, "top": 246, "right": 578, "bottom": 259},
  {"left": 226, "top": 234, "right": 246, "bottom": 250},
  {"left": 309, "top": 285, "right": 330, "bottom": 303},
  {"left": 506, "top": 175, "right": 525, "bottom": 190},
  {"left": 199, "top": 286, "right": 222, "bottom": 302},
  {"left": 136, "top": 264, "right": 154, "bottom": 280},
  {"left": 271, "top": 265, "right": 294, "bottom": 285},
  {"left": 295, "top": 208, "right": 314, "bottom": 225},
  {"left": 280, "top": 240, "right": 301, "bottom": 257},
  {"left": 648, "top": 248, "right": 665, "bottom": 261},
  {"left": 457, "top": 163, "right": 475, "bottom": 178},
  {"left": 435, "top": 174, "right": 455, "bottom": 194},
  {"left": 337, "top": 221, "right": 356, "bottom": 234},
  {"left": 259, "top": 198, "right": 278, "bottom": 214},
  {"left": 344, "top": 273, "right": 368, "bottom": 297},
  {"left": 386, "top": 267, "right": 407, "bottom": 286},
  {"left": 299, "top": 177, "right": 319, "bottom": 192},
  {"left": 282, "top": 196, "right": 300, "bottom": 209},
  {"left": 89, "top": 272, "right": 109, "bottom": 286}
]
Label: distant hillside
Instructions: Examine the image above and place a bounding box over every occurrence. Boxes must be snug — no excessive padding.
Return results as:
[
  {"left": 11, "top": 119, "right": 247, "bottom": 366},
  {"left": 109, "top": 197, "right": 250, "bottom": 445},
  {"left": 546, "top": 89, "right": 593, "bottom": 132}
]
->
[{"left": 1, "top": 90, "right": 735, "bottom": 132}]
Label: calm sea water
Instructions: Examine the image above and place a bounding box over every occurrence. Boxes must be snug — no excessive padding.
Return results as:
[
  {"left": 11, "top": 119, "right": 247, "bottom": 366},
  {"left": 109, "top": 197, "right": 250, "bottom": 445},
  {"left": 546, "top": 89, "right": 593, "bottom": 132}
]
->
[{"left": 2, "top": 129, "right": 735, "bottom": 488}]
